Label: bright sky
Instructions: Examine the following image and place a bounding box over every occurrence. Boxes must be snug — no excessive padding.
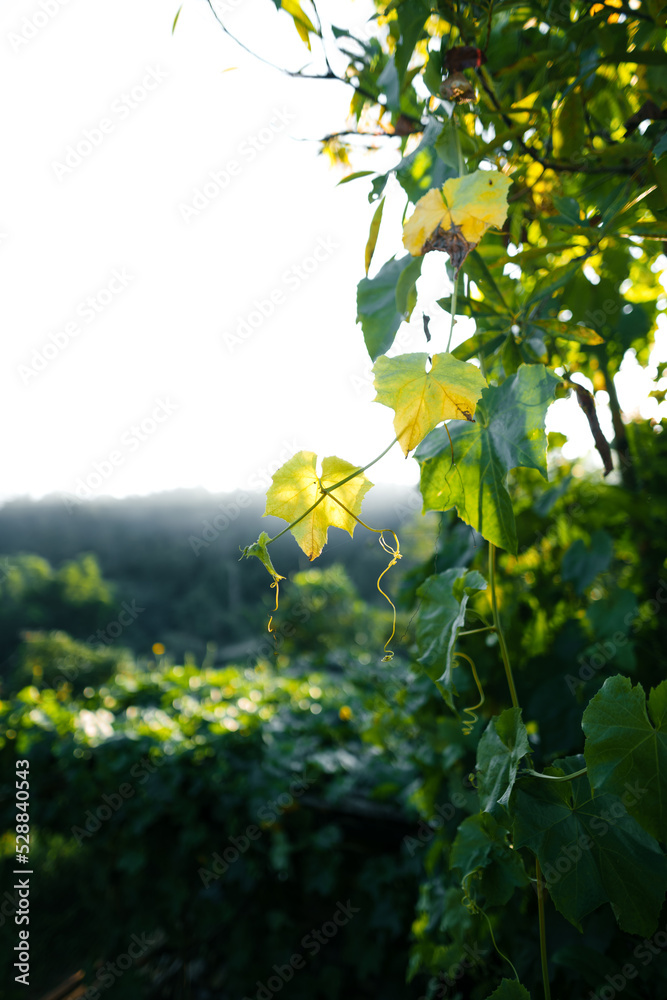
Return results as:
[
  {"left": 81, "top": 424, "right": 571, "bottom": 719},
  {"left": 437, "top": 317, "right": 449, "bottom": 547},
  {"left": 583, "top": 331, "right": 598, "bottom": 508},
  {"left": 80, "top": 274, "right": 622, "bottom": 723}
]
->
[{"left": 2, "top": 0, "right": 666, "bottom": 505}]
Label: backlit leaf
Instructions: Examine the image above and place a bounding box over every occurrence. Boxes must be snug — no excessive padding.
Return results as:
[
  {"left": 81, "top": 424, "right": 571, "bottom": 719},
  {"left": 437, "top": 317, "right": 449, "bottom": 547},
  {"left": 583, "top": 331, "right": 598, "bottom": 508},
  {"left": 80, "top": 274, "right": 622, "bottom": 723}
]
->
[
  {"left": 364, "top": 197, "right": 385, "bottom": 276},
  {"left": 403, "top": 170, "right": 512, "bottom": 270},
  {"left": 265, "top": 452, "right": 372, "bottom": 561},
  {"left": 533, "top": 318, "right": 604, "bottom": 345},
  {"left": 239, "top": 531, "right": 285, "bottom": 582},
  {"left": 280, "top": 0, "right": 316, "bottom": 48},
  {"left": 582, "top": 675, "right": 667, "bottom": 842},
  {"left": 373, "top": 352, "right": 487, "bottom": 456},
  {"left": 415, "top": 568, "right": 487, "bottom": 709},
  {"left": 417, "top": 364, "right": 560, "bottom": 553}
]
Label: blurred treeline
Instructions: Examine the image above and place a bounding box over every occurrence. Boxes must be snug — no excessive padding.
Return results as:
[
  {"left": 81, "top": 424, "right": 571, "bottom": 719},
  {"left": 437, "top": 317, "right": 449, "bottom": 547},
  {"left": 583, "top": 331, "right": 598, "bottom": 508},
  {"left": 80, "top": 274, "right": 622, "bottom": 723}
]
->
[{"left": 0, "top": 485, "right": 430, "bottom": 684}]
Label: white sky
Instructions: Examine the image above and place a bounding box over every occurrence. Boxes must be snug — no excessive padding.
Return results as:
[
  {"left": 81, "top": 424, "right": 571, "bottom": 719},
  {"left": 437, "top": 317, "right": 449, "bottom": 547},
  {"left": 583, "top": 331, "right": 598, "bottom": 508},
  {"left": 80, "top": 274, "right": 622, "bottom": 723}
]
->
[{"left": 2, "top": 0, "right": 665, "bottom": 505}]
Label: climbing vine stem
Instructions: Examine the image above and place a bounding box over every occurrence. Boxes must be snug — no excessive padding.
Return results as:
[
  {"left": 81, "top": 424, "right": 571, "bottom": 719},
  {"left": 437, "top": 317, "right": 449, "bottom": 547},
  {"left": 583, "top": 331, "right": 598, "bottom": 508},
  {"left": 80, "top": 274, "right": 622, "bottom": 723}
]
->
[
  {"left": 488, "top": 543, "right": 519, "bottom": 710},
  {"left": 536, "top": 860, "right": 552, "bottom": 1000}
]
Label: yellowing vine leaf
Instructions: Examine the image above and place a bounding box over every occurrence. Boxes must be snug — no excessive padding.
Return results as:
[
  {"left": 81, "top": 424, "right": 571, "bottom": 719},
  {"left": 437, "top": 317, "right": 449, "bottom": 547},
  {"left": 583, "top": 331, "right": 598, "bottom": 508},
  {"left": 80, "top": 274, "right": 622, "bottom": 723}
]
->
[
  {"left": 373, "top": 353, "right": 487, "bottom": 456},
  {"left": 402, "top": 170, "right": 512, "bottom": 270},
  {"left": 265, "top": 451, "right": 373, "bottom": 560}
]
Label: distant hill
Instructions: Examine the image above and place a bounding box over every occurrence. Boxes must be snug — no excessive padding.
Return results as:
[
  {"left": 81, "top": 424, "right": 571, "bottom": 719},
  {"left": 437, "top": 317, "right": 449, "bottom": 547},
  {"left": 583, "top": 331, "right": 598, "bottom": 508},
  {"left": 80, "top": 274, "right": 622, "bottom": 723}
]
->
[{"left": 0, "top": 487, "right": 433, "bottom": 663}]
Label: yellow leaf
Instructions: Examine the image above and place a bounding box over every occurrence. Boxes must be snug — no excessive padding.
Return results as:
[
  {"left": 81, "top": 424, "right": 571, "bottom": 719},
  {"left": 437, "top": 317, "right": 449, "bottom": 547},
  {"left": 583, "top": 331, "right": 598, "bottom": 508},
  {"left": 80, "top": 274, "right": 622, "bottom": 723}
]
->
[
  {"left": 552, "top": 87, "right": 586, "bottom": 159},
  {"left": 373, "top": 353, "right": 487, "bottom": 456},
  {"left": 365, "top": 197, "right": 385, "bottom": 276},
  {"left": 402, "top": 170, "right": 512, "bottom": 269},
  {"left": 281, "top": 0, "right": 316, "bottom": 50},
  {"left": 265, "top": 451, "right": 373, "bottom": 560}
]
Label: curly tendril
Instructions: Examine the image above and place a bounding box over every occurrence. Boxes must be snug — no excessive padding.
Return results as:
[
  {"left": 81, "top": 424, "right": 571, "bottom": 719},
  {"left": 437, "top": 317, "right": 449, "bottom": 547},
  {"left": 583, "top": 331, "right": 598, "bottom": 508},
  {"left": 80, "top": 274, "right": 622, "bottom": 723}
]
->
[
  {"left": 452, "top": 650, "right": 485, "bottom": 736},
  {"left": 326, "top": 493, "right": 401, "bottom": 661},
  {"left": 267, "top": 577, "right": 282, "bottom": 636}
]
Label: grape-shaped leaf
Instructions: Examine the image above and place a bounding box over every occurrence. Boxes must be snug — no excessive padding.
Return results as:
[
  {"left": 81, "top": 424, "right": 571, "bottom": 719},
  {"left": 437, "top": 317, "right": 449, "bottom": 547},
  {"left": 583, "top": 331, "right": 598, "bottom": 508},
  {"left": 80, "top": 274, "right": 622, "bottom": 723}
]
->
[
  {"left": 416, "top": 568, "right": 487, "bottom": 709},
  {"left": 265, "top": 451, "right": 372, "bottom": 561},
  {"left": 417, "top": 364, "right": 560, "bottom": 554},
  {"left": 512, "top": 756, "right": 667, "bottom": 936},
  {"left": 357, "top": 255, "right": 423, "bottom": 361},
  {"left": 483, "top": 979, "right": 532, "bottom": 1000},
  {"left": 373, "top": 353, "right": 487, "bottom": 456},
  {"left": 403, "top": 170, "right": 512, "bottom": 270},
  {"left": 582, "top": 675, "right": 667, "bottom": 842},
  {"left": 450, "top": 811, "right": 529, "bottom": 906}
]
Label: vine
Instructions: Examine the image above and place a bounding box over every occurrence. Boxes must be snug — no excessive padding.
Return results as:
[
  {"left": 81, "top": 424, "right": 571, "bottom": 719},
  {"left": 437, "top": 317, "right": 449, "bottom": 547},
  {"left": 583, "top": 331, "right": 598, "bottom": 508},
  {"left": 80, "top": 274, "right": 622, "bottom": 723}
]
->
[{"left": 225, "top": 1, "right": 667, "bottom": 997}]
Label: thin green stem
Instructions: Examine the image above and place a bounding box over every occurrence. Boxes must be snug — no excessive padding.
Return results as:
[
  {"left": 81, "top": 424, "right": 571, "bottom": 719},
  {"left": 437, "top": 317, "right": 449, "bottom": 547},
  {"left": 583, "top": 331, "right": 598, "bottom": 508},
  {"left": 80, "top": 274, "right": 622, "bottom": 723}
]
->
[
  {"left": 446, "top": 273, "right": 459, "bottom": 353},
  {"left": 455, "top": 115, "right": 465, "bottom": 177},
  {"left": 523, "top": 767, "right": 587, "bottom": 782},
  {"left": 266, "top": 438, "right": 398, "bottom": 545},
  {"left": 458, "top": 626, "right": 496, "bottom": 637},
  {"left": 488, "top": 544, "right": 519, "bottom": 709},
  {"left": 477, "top": 904, "right": 520, "bottom": 982},
  {"left": 536, "top": 860, "right": 552, "bottom": 1000}
]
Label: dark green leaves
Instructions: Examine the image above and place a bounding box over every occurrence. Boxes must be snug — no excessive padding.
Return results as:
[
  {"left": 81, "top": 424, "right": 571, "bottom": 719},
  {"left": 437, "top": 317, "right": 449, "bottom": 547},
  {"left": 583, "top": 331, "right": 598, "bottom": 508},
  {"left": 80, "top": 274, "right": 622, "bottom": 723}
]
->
[
  {"left": 512, "top": 756, "right": 667, "bottom": 935},
  {"left": 561, "top": 530, "right": 613, "bottom": 594},
  {"left": 357, "top": 255, "right": 422, "bottom": 360},
  {"left": 417, "top": 364, "right": 561, "bottom": 554},
  {"left": 394, "top": 2, "right": 429, "bottom": 84},
  {"left": 415, "top": 568, "right": 486, "bottom": 709},
  {"left": 450, "top": 811, "right": 529, "bottom": 905},
  {"left": 583, "top": 675, "right": 667, "bottom": 842},
  {"left": 476, "top": 708, "right": 530, "bottom": 821},
  {"left": 484, "top": 981, "right": 531, "bottom": 1000}
]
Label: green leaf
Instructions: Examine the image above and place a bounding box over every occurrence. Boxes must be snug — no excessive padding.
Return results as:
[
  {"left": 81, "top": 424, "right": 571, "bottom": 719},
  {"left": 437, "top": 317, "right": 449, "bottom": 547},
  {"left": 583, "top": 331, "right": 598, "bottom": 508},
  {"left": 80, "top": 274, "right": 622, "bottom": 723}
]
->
[
  {"left": 483, "top": 980, "right": 531, "bottom": 1000},
  {"left": 338, "top": 170, "right": 375, "bottom": 186},
  {"left": 394, "top": 256, "right": 423, "bottom": 321},
  {"left": 417, "top": 364, "right": 561, "bottom": 554},
  {"left": 435, "top": 119, "right": 463, "bottom": 171},
  {"left": 172, "top": 4, "right": 183, "bottom": 33},
  {"left": 502, "top": 333, "right": 522, "bottom": 376},
  {"left": 582, "top": 675, "right": 667, "bottom": 842},
  {"left": 462, "top": 250, "right": 511, "bottom": 312},
  {"left": 512, "top": 756, "right": 667, "bottom": 935},
  {"left": 357, "top": 255, "right": 420, "bottom": 360},
  {"left": 415, "top": 568, "right": 487, "bottom": 709},
  {"left": 423, "top": 46, "right": 443, "bottom": 97},
  {"left": 394, "top": 3, "right": 429, "bottom": 84},
  {"left": 364, "top": 197, "right": 385, "bottom": 276},
  {"left": 561, "top": 530, "right": 613, "bottom": 594},
  {"left": 450, "top": 811, "right": 529, "bottom": 905},
  {"left": 552, "top": 88, "right": 586, "bottom": 159},
  {"left": 239, "top": 532, "right": 284, "bottom": 582},
  {"left": 377, "top": 57, "right": 400, "bottom": 110},
  {"left": 525, "top": 257, "right": 586, "bottom": 310},
  {"left": 476, "top": 708, "right": 530, "bottom": 821},
  {"left": 531, "top": 318, "right": 604, "bottom": 346}
]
